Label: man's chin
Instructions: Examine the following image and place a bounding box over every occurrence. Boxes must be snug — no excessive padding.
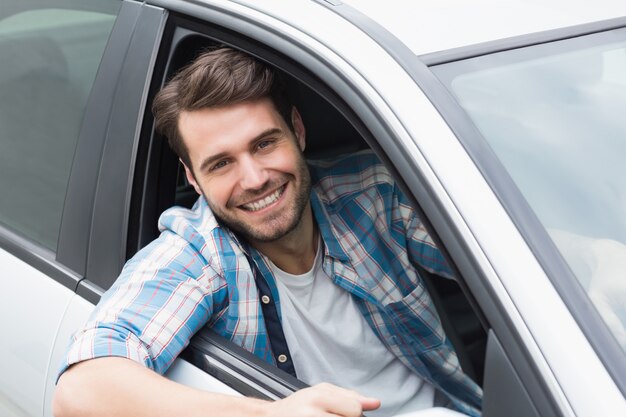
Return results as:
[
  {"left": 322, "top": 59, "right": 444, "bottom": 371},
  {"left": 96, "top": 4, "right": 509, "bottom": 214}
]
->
[
  {"left": 235, "top": 221, "right": 297, "bottom": 243},
  {"left": 214, "top": 212, "right": 297, "bottom": 243}
]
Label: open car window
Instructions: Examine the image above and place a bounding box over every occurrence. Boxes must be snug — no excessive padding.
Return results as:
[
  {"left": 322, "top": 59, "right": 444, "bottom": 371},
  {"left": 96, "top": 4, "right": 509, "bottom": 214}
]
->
[{"left": 124, "top": 11, "right": 488, "bottom": 408}]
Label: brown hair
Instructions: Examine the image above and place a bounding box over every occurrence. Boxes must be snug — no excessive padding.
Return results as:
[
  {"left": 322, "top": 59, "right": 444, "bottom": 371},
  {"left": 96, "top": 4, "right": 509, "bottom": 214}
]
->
[{"left": 152, "top": 47, "right": 293, "bottom": 168}]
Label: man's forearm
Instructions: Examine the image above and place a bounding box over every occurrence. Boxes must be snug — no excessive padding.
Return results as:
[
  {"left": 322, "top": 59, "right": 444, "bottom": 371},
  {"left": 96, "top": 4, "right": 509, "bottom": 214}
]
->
[{"left": 53, "top": 357, "right": 266, "bottom": 417}]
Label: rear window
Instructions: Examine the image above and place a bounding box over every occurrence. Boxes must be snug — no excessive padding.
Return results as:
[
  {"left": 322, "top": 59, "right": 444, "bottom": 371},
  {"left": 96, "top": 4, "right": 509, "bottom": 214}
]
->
[{"left": 0, "top": 1, "right": 120, "bottom": 250}]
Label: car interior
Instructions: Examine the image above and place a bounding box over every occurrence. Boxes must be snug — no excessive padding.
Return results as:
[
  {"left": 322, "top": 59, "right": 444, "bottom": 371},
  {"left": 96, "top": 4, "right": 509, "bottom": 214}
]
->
[{"left": 126, "top": 18, "right": 487, "bottom": 400}]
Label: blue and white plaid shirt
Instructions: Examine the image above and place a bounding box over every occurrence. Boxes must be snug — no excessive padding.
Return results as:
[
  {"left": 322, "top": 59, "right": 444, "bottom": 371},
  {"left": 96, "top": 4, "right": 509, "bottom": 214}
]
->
[{"left": 61, "top": 150, "right": 482, "bottom": 416}]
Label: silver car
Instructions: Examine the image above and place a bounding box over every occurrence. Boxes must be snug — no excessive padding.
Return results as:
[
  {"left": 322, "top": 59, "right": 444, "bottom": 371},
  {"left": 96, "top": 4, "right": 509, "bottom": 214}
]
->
[{"left": 1, "top": 0, "right": 625, "bottom": 416}]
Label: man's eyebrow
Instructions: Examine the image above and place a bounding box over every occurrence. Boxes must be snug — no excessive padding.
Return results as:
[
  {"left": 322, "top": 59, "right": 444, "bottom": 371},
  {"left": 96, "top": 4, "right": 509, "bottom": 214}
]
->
[
  {"left": 199, "top": 152, "right": 229, "bottom": 173},
  {"left": 198, "top": 128, "right": 284, "bottom": 173}
]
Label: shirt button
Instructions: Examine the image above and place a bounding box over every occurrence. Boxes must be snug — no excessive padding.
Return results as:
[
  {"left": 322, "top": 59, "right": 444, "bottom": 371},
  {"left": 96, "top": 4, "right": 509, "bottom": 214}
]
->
[
  {"left": 277, "top": 354, "right": 288, "bottom": 363},
  {"left": 261, "top": 295, "right": 271, "bottom": 304}
]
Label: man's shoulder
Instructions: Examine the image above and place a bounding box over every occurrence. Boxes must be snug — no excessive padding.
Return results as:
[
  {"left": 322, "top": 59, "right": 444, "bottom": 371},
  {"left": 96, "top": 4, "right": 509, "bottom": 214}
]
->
[
  {"left": 309, "top": 149, "right": 396, "bottom": 204},
  {"left": 158, "top": 198, "right": 216, "bottom": 244},
  {"left": 135, "top": 197, "right": 239, "bottom": 272}
]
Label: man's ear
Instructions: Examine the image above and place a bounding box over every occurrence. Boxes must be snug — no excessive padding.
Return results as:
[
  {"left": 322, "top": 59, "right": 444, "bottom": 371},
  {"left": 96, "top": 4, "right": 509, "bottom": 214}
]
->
[
  {"left": 182, "top": 160, "right": 202, "bottom": 195},
  {"left": 291, "top": 107, "right": 306, "bottom": 152}
]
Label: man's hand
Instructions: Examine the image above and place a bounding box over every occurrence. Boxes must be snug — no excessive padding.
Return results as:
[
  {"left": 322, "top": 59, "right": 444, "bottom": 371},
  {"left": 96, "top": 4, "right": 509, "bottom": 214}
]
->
[{"left": 263, "top": 382, "right": 381, "bottom": 417}]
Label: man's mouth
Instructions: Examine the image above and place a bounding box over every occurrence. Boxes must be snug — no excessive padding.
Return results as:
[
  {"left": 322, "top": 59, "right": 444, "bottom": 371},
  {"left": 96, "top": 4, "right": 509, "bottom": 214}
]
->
[{"left": 240, "top": 185, "right": 285, "bottom": 212}]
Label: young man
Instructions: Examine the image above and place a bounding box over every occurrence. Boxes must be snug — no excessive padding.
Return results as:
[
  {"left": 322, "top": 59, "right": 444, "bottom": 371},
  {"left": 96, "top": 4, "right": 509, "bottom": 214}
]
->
[{"left": 53, "top": 48, "right": 481, "bottom": 417}]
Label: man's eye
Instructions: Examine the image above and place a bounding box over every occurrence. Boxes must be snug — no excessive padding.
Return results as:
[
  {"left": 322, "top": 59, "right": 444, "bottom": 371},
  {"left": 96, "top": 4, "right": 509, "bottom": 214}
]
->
[
  {"left": 257, "top": 140, "right": 274, "bottom": 150},
  {"left": 210, "top": 160, "right": 229, "bottom": 172}
]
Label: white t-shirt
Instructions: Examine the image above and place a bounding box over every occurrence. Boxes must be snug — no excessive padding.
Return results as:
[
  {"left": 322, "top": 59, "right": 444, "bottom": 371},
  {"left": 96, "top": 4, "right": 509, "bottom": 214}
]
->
[{"left": 268, "top": 242, "right": 435, "bottom": 417}]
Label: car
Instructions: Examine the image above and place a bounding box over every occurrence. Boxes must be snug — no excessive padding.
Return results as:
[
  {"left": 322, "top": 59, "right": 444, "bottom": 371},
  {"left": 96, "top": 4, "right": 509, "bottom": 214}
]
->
[{"left": 1, "top": 0, "right": 625, "bottom": 416}]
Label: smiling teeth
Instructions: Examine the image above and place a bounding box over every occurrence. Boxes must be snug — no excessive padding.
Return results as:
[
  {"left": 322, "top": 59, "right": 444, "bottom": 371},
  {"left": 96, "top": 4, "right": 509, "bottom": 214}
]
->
[{"left": 243, "top": 187, "right": 284, "bottom": 212}]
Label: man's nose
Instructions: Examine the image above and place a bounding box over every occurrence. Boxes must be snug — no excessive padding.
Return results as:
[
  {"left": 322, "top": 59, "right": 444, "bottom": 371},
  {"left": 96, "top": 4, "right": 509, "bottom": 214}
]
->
[{"left": 238, "top": 156, "right": 269, "bottom": 190}]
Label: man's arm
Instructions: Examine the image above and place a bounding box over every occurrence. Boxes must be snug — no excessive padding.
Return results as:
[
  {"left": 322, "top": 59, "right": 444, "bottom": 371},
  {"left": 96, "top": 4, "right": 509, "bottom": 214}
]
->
[{"left": 53, "top": 357, "right": 380, "bottom": 417}]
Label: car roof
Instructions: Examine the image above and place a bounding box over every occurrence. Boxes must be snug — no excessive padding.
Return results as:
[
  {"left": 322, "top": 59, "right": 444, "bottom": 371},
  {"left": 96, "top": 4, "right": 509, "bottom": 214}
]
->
[{"left": 343, "top": 0, "right": 626, "bottom": 55}]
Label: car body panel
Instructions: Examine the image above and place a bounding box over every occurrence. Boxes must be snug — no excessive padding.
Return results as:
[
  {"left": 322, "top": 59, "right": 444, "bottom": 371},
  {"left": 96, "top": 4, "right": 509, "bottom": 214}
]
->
[
  {"left": 43, "top": 295, "right": 94, "bottom": 417},
  {"left": 0, "top": 248, "right": 74, "bottom": 417}
]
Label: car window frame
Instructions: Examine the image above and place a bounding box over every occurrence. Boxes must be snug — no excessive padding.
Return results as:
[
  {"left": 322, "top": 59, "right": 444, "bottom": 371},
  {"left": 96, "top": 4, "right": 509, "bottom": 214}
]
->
[{"left": 122, "top": 3, "right": 489, "bottom": 404}]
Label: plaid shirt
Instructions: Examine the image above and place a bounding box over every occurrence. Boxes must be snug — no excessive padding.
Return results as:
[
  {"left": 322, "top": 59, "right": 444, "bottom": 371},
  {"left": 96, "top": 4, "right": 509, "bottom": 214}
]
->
[{"left": 61, "top": 150, "right": 482, "bottom": 416}]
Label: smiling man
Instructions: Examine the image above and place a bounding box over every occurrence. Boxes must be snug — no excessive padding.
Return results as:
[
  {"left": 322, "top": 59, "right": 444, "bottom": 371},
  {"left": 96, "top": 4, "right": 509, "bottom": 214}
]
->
[{"left": 53, "top": 47, "right": 481, "bottom": 417}]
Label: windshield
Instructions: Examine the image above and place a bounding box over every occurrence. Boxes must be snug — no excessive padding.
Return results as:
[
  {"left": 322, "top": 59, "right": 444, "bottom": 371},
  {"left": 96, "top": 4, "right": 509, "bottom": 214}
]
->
[{"left": 434, "top": 28, "right": 626, "bottom": 353}]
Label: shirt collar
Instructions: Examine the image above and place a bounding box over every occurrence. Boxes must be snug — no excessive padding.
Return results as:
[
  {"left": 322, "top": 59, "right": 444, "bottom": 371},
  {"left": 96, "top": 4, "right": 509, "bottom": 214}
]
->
[{"left": 310, "top": 190, "right": 350, "bottom": 263}]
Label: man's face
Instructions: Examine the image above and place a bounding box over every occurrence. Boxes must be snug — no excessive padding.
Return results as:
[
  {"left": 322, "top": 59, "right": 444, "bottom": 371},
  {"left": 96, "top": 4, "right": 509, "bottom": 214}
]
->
[{"left": 179, "top": 98, "right": 311, "bottom": 244}]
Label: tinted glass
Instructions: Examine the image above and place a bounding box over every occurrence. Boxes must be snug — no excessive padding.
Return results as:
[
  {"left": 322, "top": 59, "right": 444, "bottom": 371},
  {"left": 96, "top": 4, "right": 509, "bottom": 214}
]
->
[
  {"left": 0, "top": 1, "right": 120, "bottom": 250},
  {"left": 434, "top": 28, "right": 626, "bottom": 353}
]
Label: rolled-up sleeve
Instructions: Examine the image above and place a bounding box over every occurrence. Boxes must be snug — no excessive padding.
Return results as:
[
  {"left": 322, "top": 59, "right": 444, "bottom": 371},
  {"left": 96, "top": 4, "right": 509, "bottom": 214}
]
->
[{"left": 58, "top": 230, "right": 220, "bottom": 379}]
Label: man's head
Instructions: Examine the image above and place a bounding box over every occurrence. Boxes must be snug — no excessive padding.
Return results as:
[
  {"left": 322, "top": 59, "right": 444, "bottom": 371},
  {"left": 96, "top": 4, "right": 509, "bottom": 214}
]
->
[
  {"left": 153, "top": 47, "right": 294, "bottom": 169},
  {"left": 152, "top": 47, "right": 312, "bottom": 245}
]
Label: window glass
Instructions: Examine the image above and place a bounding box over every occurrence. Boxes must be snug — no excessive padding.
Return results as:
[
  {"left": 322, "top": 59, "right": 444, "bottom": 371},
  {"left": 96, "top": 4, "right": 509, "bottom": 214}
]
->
[
  {"left": 0, "top": 1, "right": 120, "bottom": 250},
  {"left": 434, "top": 29, "right": 626, "bottom": 353}
]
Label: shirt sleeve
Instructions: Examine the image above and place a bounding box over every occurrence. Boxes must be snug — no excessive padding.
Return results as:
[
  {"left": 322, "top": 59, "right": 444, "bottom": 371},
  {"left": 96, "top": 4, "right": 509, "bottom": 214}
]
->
[
  {"left": 395, "top": 183, "right": 456, "bottom": 279},
  {"left": 57, "top": 230, "right": 220, "bottom": 379}
]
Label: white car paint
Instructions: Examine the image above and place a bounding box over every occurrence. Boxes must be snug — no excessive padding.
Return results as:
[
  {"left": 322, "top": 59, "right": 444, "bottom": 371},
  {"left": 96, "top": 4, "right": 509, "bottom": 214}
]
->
[
  {"left": 0, "top": 248, "right": 74, "bottom": 417},
  {"left": 344, "top": 0, "right": 626, "bottom": 55}
]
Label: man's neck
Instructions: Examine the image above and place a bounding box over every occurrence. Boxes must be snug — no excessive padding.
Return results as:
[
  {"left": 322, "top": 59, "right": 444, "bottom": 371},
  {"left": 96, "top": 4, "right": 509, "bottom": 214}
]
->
[{"left": 249, "top": 205, "right": 318, "bottom": 275}]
